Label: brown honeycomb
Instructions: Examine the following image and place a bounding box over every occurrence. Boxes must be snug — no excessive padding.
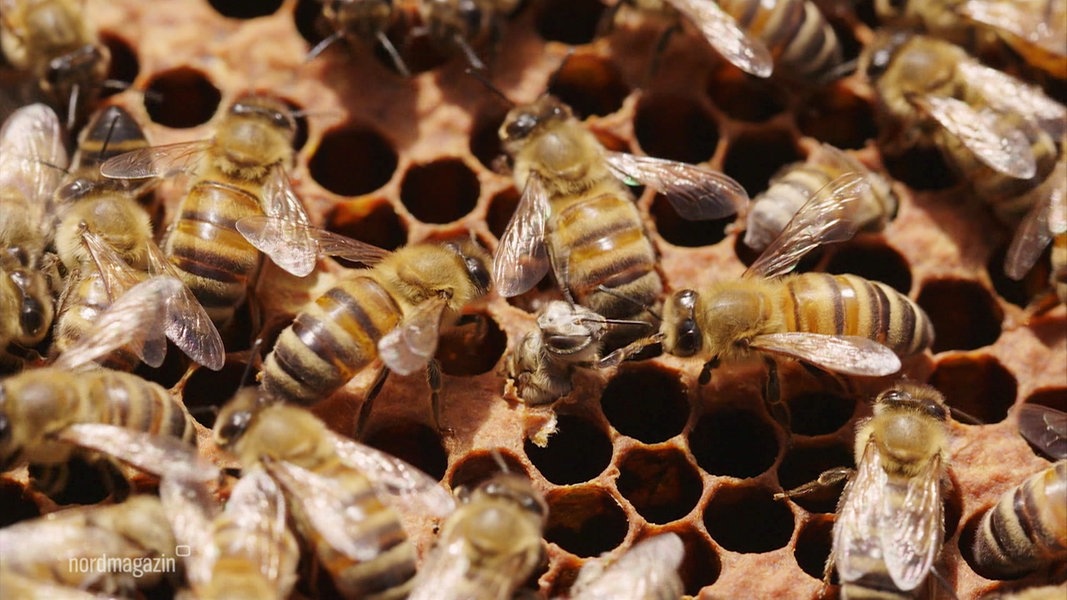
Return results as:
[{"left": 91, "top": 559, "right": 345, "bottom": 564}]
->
[{"left": 2, "top": 0, "right": 1066, "bottom": 598}]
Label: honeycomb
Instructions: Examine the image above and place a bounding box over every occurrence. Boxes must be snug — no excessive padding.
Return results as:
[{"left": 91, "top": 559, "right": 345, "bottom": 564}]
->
[{"left": 1, "top": 0, "right": 1066, "bottom": 598}]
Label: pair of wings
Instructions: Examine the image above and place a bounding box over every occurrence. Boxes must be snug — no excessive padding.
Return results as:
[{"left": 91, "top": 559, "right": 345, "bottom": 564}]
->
[
  {"left": 833, "top": 441, "right": 944, "bottom": 592},
  {"left": 1017, "top": 404, "right": 1067, "bottom": 461},
  {"left": 665, "top": 0, "right": 774, "bottom": 78},
  {"left": 567, "top": 533, "right": 685, "bottom": 600},
  {"left": 492, "top": 150, "right": 749, "bottom": 298},
  {"left": 0, "top": 103, "right": 68, "bottom": 242},
  {"left": 99, "top": 140, "right": 320, "bottom": 278},
  {"left": 53, "top": 230, "right": 225, "bottom": 371},
  {"left": 1004, "top": 159, "right": 1067, "bottom": 281}
]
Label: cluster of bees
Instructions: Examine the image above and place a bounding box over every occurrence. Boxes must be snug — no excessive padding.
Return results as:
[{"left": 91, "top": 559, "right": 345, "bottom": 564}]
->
[{"left": 0, "top": 0, "right": 1065, "bottom": 598}]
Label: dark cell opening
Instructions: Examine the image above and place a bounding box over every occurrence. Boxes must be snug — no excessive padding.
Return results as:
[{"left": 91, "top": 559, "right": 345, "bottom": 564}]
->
[
  {"left": 544, "top": 486, "right": 628, "bottom": 557},
  {"left": 987, "top": 241, "right": 1053, "bottom": 308},
  {"left": 293, "top": 0, "right": 327, "bottom": 46},
  {"left": 100, "top": 33, "right": 138, "bottom": 95},
  {"left": 788, "top": 391, "right": 855, "bottom": 437},
  {"left": 706, "top": 67, "right": 788, "bottom": 124},
  {"left": 208, "top": 0, "right": 283, "bottom": 19},
  {"left": 181, "top": 360, "right": 252, "bottom": 429},
  {"left": 650, "top": 193, "right": 733, "bottom": 248},
  {"left": 794, "top": 517, "right": 837, "bottom": 583},
  {"left": 703, "top": 485, "right": 795, "bottom": 553},
  {"left": 796, "top": 85, "right": 877, "bottom": 150},
  {"left": 881, "top": 146, "right": 957, "bottom": 191},
  {"left": 777, "top": 443, "right": 854, "bottom": 514},
  {"left": 470, "top": 108, "right": 508, "bottom": 172},
  {"left": 535, "top": 0, "right": 606, "bottom": 45},
  {"left": 487, "top": 186, "right": 520, "bottom": 240},
  {"left": 689, "top": 408, "right": 779, "bottom": 478},
  {"left": 448, "top": 449, "right": 528, "bottom": 491},
  {"left": 546, "top": 54, "right": 629, "bottom": 119},
  {"left": 823, "top": 239, "right": 913, "bottom": 295},
  {"left": 436, "top": 312, "right": 507, "bottom": 376},
  {"left": 400, "top": 159, "right": 480, "bottom": 224},
  {"left": 30, "top": 455, "right": 113, "bottom": 505},
  {"left": 525, "top": 414, "right": 613, "bottom": 485},
  {"left": 601, "top": 364, "right": 689, "bottom": 443},
  {"left": 917, "top": 278, "right": 1003, "bottom": 352},
  {"left": 325, "top": 199, "right": 407, "bottom": 253},
  {"left": 929, "top": 354, "right": 1017, "bottom": 425},
  {"left": 143, "top": 67, "right": 221, "bottom": 129},
  {"left": 309, "top": 125, "right": 398, "bottom": 196},
  {"left": 364, "top": 421, "right": 448, "bottom": 481},
  {"left": 676, "top": 528, "right": 721, "bottom": 594},
  {"left": 617, "top": 446, "right": 703, "bottom": 524},
  {"left": 634, "top": 92, "right": 718, "bottom": 164},
  {"left": 133, "top": 344, "right": 190, "bottom": 390},
  {"left": 722, "top": 129, "right": 803, "bottom": 197},
  {"left": 0, "top": 479, "right": 41, "bottom": 527}
]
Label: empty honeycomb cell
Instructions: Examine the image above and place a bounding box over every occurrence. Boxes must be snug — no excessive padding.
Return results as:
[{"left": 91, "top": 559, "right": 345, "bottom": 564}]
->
[
  {"left": 181, "top": 361, "right": 252, "bottom": 428},
  {"left": 435, "top": 312, "right": 507, "bottom": 376},
  {"left": 650, "top": 193, "right": 733, "bottom": 248},
  {"left": 448, "top": 449, "right": 528, "bottom": 490},
  {"left": 546, "top": 53, "right": 629, "bottom": 119},
  {"left": 881, "top": 146, "right": 957, "bottom": 191},
  {"left": 929, "top": 354, "right": 1017, "bottom": 425},
  {"left": 143, "top": 67, "right": 221, "bottom": 128},
  {"left": 600, "top": 364, "right": 688, "bottom": 443},
  {"left": 1023, "top": 387, "right": 1067, "bottom": 412},
  {"left": 823, "top": 239, "right": 913, "bottom": 295},
  {"left": 31, "top": 456, "right": 114, "bottom": 506},
  {"left": 0, "top": 478, "right": 40, "bottom": 527},
  {"left": 722, "top": 129, "right": 804, "bottom": 196},
  {"left": 987, "top": 242, "right": 1053, "bottom": 308},
  {"left": 703, "top": 484, "right": 795, "bottom": 554},
  {"left": 917, "top": 278, "right": 1003, "bottom": 352},
  {"left": 363, "top": 421, "right": 449, "bottom": 481},
  {"left": 796, "top": 85, "right": 877, "bottom": 150},
  {"left": 292, "top": 0, "right": 325, "bottom": 47},
  {"left": 470, "top": 108, "right": 507, "bottom": 172},
  {"left": 689, "top": 408, "right": 779, "bottom": 479},
  {"left": 706, "top": 67, "right": 788, "bottom": 123},
  {"left": 400, "top": 158, "right": 481, "bottom": 224},
  {"left": 100, "top": 33, "right": 138, "bottom": 91},
  {"left": 207, "top": 0, "right": 283, "bottom": 19},
  {"left": 616, "top": 446, "right": 703, "bottom": 524},
  {"left": 787, "top": 391, "right": 856, "bottom": 437},
  {"left": 544, "top": 485, "right": 628, "bottom": 557},
  {"left": 777, "top": 443, "right": 854, "bottom": 515},
  {"left": 793, "top": 516, "right": 836, "bottom": 583},
  {"left": 325, "top": 199, "right": 407, "bottom": 253},
  {"left": 309, "top": 125, "right": 398, "bottom": 197},
  {"left": 486, "top": 186, "right": 520, "bottom": 240},
  {"left": 524, "top": 414, "right": 613, "bottom": 485},
  {"left": 675, "top": 527, "right": 721, "bottom": 594},
  {"left": 535, "top": 0, "right": 606, "bottom": 45},
  {"left": 633, "top": 92, "right": 718, "bottom": 164},
  {"left": 133, "top": 346, "right": 192, "bottom": 390}
]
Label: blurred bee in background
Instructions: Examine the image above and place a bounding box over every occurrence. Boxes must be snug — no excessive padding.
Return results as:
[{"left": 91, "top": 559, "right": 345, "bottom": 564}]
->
[
  {"left": 568, "top": 532, "right": 685, "bottom": 599},
  {"left": 213, "top": 392, "right": 457, "bottom": 600},
  {"left": 604, "top": 172, "right": 931, "bottom": 428},
  {"left": 494, "top": 93, "right": 747, "bottom": 349},
  {"left": 970, "top": 460, "right": 1066, "bottom": 579},
  {"left": 1003, "top": 157, "right": 1067, "bottom": 307},
  {"left": 0, "top": 103, "right": 66, "bottom": 372},
  {"left": 1017, "top": 403, "right": 1067, "bottom": 461},
  {"left": 52, "top": 105, "right": 224, "bottom": 371},
  {"left": 307, "top": 0, "right": 411, "bottom": 76},
  {"left": 241, "top": 217, "right": 491, "bottom": 430},
  {"left": 741, "top": 143, "right": 898, "bottom": 253},
  {"left": 0, "top": 0, "right": 111, "bottom": 129},
  {"left": 777, "top": 382, "right": 951, "bottom": 598},
  {"left": 101, "top": 94, "right": 316, "bottom": 333},
  {"left": 409, "top": 467, "right": 546, "bottom": 600},
  {"left": 0, "top": 495, "right": 178, "bottom": 596},
  {"left": 414, "top": 0, "right": 520, "bottom": 71}
]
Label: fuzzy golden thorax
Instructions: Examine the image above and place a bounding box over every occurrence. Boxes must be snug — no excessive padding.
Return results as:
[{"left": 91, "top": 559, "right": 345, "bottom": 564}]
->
[
  {"left": 663, "top": 280, "right": 780, "bottom": 361},
  {"left": 54, "top": 194, "right": 152, "bottom": 271},
  {"left": 213, "top": 96, "right": 296, "bottom": 178},
  {"left": 857, "top": 383, "right": 949, "bottom": 477},
  {"left": 376, "top": 240, "right": 491, "bottom": 310}
]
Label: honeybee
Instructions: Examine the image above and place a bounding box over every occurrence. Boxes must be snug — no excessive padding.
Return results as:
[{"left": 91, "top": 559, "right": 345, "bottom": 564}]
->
[
  {"left": 568, "top": 532, "right": 685, "bottom": 600},
  {"left": 0, "top": 0, "right": 111, "bottom": 128},
  {"left": 971, "top": 460, "right": 1067, "bottom": 579},
  {"left": 742, "top": 143, "right": 898, "bottom": 253},
  {"left": 778, "top": 382, "right": 950, "bottom": 598},
  {"left": 1004, "top": 158, "right": 1067, "bottom": 306},
  {"left": 1018, "top": 403, "right": 1067, "bottom": 461},
  {"left": 213, "top": 392, "right": 457, "bottom": 600},
  {"left": 415, "top": 0, "right": 520, "bottom": 71},
  {"left": 0, "top": 103, "right": 66, "bottom": 370},
  {"left": 307, "top": 0, "right": 410, "bottom": 76},
  {"left": 408, "top": 471, "right": 546, "bottom": 600},
  {"left": 494, "top": 94, "right": 747, "bottom": 347},
  {"left": 100, "top": 94, "right": 316, "bottom": 331}
]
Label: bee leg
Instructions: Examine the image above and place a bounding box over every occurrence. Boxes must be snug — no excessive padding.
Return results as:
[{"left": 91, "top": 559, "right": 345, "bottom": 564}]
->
[
  {"left": 698, "top": 356, "right": 720, "bottom": 385},
  {"left": 356, "top": 366, "right": 390, "bottom": 438},
  {"left": 646, "top": 21, "right": 682, "bottom": 84},
  {"left": 774, "top": 466, "right": 853, "bottom": 501},
  {"left": 376, "top": 31, "right": 412, "bottom": 77},
  {"left": 762, "top": 357, "right": 792, "bottom": 432},
  {"left": 427, "top": 359, "right": 453, "bottom": 436}
]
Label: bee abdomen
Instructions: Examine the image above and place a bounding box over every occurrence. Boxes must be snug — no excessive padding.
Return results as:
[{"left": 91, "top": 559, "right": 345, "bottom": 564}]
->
[
  {"left": 84, "top": 370, "right": 196, "bottom": 444},
  {"left": 262, "top": 277, "right": 403, "bottom": 405},
  {"left": 54, "top": 271, "right": 140, "bottom": 371},
  {"left": 719, "top": 0, "right": 841, "bottom": 78}
]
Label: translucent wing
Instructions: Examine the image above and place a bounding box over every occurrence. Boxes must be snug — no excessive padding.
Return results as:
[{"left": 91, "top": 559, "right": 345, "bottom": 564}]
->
[
  {"left": 960, "top": 0, "right": 1067, "bottom": 62},
  {"left": 236, "top": 215, "right": 392, "bottom": 267},
  {"left": 492, "top": 172, "right": 550, "bottom": 297},
  {"left": 570, "top": 533, "right": 685, "bottom": 600},
  {"left": 144, "top": 241, "right": 225, "bottom": 371},
  {"left": 1005, "top": 161, "right": 1066, "bottom": 279},
  {"left": 603, "top": 151, "right": 748, "bottom": 220},
  {"left": 379, "top": 296, "right": 448, "bottom": 376},
  {"left": 331, "top": 431, "right": 456, "bottom": 519},
  {"left": 255, "top": 167, "right": 317, "bottom": 277},
  {"left": 749, "top": 333, "right": 902, "bottom": 376},
  {"left": 745, "top": 171, "right": 869, "bottom": 278},
  {"left": 408, "top": 536, "right": 479, "bottom": 600},
  {"left": 882, "top": 454, "right": 944, "bottom": 591},
  {"left": 0, "top": 103, "right": 67, "bottom": 212},
  {"left": 833, "top": 440, "right": 891, "bottom": 585},
  {"left": 56, "top": 423, "right": 215, "bottom": 483},
  {"left": 909, "top": 94, "right": 1036, "bottom": 179},
  {"left": 665, "top": 0, "right": 774, "bottom": 78},
  {"left": 957, "top": 60, "right": 1067, "bottom": 138},
  {"left": 99, "top": 140, "right": 212, "bottom": 179},
  {"left": 1017, "top": 404, "right": 1067, "bottom": 460}
]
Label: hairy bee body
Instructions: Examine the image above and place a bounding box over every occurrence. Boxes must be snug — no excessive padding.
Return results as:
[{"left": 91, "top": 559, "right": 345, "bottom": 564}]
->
[
  {"left": 971, "top": 460, "right": 1067, "bottom": 578},
  {"left": 1053, "top": 232, "right": 1067, "bottom": 302},
  {"left": 417, "top": 0, "right": 518, "bottom": 68},
  {"left": 716, "top": 0, "right": 842, "bottom": 79}
]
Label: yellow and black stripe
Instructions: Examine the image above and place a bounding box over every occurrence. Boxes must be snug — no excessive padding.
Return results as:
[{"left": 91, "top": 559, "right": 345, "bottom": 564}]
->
[{"left": 719, "top": 0, "right": 842, "bottom": 79}]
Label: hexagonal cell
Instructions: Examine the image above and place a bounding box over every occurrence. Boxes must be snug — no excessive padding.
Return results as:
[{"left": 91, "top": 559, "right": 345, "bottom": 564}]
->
[
  {"left": 703, "top": 484, "right": 795, "bottom": 554},
  {"left": 650, "top": 193, "right": 733, "bottom": 248},
  {"left": 987, "top": 241, "right": 1053, "bottom": 308},
  {"left": 793, "top": 516, "right": 836, "bottom": 583},
  {"left": 31, "top": 455, "right": 114, "bottom": 506},
  {"left": 133, "top": 346, "right": 191, "bottom": 390},
  {"left": 634, "top": 92, "right": 719, "bottom": 164},
  {"left": 601, "top": 364, "right": 689, "bottom": 443},
  {"left": 788, "top": 391, "right": 855, "bottom": 437},
  {"left": 1023, "top": 387, "right": 1067, "bottom": 413},
  {"left": 777, "top": 443, "right": 854, "bottom": 514},
  {"left": 546, "top": 54, "right": 629, "bottom": 119},
  {"left": 525, "top": 414, "right": 613, "bottom": 485},
  {"left": 881, "top": 146, "right": 957, "bottom": 191},
  {"left": 689, "top": 408, "right": 779, "bottom": 479},
  {"left": 470, "top": 108, "right": 508, "bottom": 172},
  {"left": 309, "top": 125, "right": 398, "bottom": 197},
  {"left": 616, "top": 446, "right": 703, "bottom": 524},
  {"left": 100, "top": 33, "right": 138, "bottom": 91},
  {"left": 706, "top": 67, "right": 788, "bottom": 124},
  {"left": 929, "top": 354, "right": 1017, "bottom": 425},
  {"left": 675, "top": 527, "right": 721, "bottom": 594},
  {"left": 435, "top": 312, "right": 507, "bottom": 376},
  {"left": 535, "top": 0, "right": 606, "bottom": 45},
  {"left": 0, "top": 478, "right": 40, "bottom": 527},
  {"left": 544, "top": 485, "right": 628, "bottom": 557},
  {"left": 722, "top": 129, "right": 803, "bottom": 197},
  {"left": 448, "top": 449, "right": 528, "bottom": 491},
  {"left": 363, "top": 421, "right": 448, "bottom": 481},
  {"left": 486, "top": 186, "right": 520, "bottom": 240},
  {"left": 207, "top": 0, "right": 283, "bottom": 18},
  {"left": 143, "top": 67, "right": 221, "bottom": 128},
  {"left": 917, "top": 278, "right": 1003, "bottom": 352},
  {"left": 181, "top": 360, "right": 252, "bottom": 429},
  {"left": 325, "top": 199, "right": 407, "bottom": 253},
  {"left": 823, "top": 239, "right": 913, "bottom": 295},
  {"left": 400, "top": 158, "right": 480, "bottom": 224},
  {"left": 796, "top": 84, "right": 877, "bottom": 150}
]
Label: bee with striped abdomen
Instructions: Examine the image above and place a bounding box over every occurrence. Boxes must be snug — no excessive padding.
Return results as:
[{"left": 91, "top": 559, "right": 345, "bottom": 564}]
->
[{"left": 569, "top": 532, "right": 685, "bottom": 600}]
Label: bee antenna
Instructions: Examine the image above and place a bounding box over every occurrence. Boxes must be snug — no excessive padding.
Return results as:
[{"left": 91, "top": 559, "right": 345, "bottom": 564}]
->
[
  {"left": 100, "top": 111, "right": 121, "bottom": 157},
  {"left": 238, "top": 338, "right": 265, "bottom": 389},
  {"left": 489, "top": 448, "right": 510, "bottom": 474},
  {"left": 594, "top": 285, "right": 662, "bottom": 323},
  {"left": 306, "top": 30, "right": 345, "bottom": 63},
  {"left": 948, "top": 406, "right": 984, "bottom": 426},
  {"left": 464, "top": 68, "right": 514, "bottom": 107},
  {"left": 816, "top": 58, "right": 858, "bottom": 85}
]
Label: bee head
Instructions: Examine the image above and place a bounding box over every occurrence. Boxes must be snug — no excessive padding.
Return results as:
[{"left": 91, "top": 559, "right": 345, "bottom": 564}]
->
[
  {"left": 875, "top": 383, "right": 948, "bottom": 423},
  {"left": 500, "top": 96, "right": 570, "bottom": 144},
  {"left": 861, "top": 30, "right": 910, "bottom": 81},
  {"left": 663, "top": 289, "right": 702, "bottom": 357},
  {"left": 476, "top": 473, "right": 547, "bottom": 520},
  {"left": 44, "top": 44, "right": 110, "bottom": 95},
  {"left": 445, "top": 240, "right": 492, "bottom": 295},
  {"left": 213, "top": 387, "right": 268, "bottom": 449}
]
